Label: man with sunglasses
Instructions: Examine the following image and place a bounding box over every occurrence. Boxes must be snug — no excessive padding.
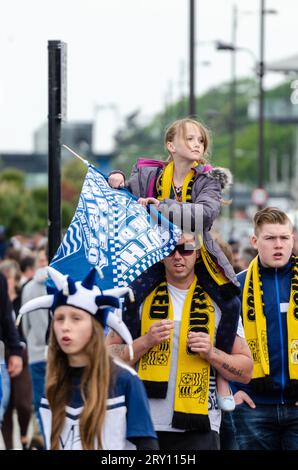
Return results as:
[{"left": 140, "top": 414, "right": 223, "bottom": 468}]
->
[{"left": 107, "top": 234, "right": 252, "bottom": 450}]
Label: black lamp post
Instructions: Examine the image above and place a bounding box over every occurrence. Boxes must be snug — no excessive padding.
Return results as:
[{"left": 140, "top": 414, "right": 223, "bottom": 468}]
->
[
  {"left": 48, "top": 40, "right": 67, "bottom": 262},
  {"left": 258, "top": 1, "right": 278, "bottom": 190},
  {"left": 189, "top": 0, "right": 196, "bottom": 116},
  {"left": 258, "top": 0, "right": 265, "bottom": 189}
]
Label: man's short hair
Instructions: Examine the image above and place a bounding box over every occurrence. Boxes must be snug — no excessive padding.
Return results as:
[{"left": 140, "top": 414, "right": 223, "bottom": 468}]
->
[
  {"left": 253, "top": 207, "right": 293, "bottom": 235},
  {"left": 20, "top": 256, "right": 35, "bottom": 273}
]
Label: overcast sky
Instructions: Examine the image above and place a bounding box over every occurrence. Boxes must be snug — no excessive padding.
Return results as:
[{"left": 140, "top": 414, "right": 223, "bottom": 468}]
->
[{"left": 0, "top": 0, "right": 297, "bottom": 152}]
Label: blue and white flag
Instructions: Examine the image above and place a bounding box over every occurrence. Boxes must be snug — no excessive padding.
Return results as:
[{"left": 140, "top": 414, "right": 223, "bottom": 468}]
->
[{"left": 51, "top": 164, "right": 181, "bottom": 290}]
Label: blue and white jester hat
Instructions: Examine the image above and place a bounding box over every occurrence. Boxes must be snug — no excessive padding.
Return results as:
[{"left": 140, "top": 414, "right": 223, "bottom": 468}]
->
[{"left": 18, "top": 267, "right": 135, "bottom": 360}]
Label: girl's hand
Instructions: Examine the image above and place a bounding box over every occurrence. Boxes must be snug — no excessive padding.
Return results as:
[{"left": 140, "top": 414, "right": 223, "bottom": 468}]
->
[
  {"left": 108, "top": 173, "right": 125, "bottom": 188},
  {"left": 7, "top": 355, "right": 23, "bottom": 377},
  {"left": 234, "top": 390, "right": 256, "bottom": 409},
  {"left": 137, "top": 197, "right": 160, "bottom": 208}
]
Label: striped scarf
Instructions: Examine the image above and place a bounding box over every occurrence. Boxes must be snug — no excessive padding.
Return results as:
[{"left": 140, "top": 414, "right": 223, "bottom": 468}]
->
[
  {"left": 156, "top": 161, "right": 194, "bottom": 202},
  {"left": 156, "top": 161, "right": 229, "bottom": 287},
  {"left": 243, "top": 256, "right": 298, "bottom": 390},
  {"left": 138, "top": 276, "right": 215, "bottom": 431}
]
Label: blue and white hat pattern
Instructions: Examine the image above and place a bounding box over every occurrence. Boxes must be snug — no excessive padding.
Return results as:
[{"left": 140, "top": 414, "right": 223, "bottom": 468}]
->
[{"left": 18, "top": 267, "right": 135, "bottom": 359}]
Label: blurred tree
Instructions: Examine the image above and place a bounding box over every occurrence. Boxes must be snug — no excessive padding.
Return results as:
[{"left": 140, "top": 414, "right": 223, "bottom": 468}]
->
[
  {"left": 0, "top": 164, "right": 82, "bottom": 236},
  {"left": 0, "top": 168, "right": 25, "bottom": 189},
  {"left": 31, "top": 187, "right": 47, "bottom": 232},
  {"left": 0, "top": 181, "right": 35, "bottom": 236},
  {"left": 62, "top": 158, "right": 88, "bottom": 191},
  {"left": 62, "top": 200, "right": 75, "bottom": 228}
]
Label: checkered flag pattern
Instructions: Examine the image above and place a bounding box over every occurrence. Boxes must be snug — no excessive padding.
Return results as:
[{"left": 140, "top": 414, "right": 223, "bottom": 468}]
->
[{"left": 50, "top": 164, "right": 181, "bottom": 290}]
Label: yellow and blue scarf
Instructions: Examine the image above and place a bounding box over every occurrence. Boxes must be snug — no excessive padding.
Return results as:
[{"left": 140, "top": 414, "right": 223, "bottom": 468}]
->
[
  {"left": 243, "top": 256, "right": 298, "bottom": 385},
  {"left": 156, "top": 161, "right": 229, "bottom": 287},
  {"left": 138, "top": 276, "right": 215, "bottom": 431}
]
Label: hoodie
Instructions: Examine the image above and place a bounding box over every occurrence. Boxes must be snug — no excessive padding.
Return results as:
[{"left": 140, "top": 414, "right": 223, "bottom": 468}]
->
[{"left": 21, "top": 267, "right": 49, "bottom": 364}]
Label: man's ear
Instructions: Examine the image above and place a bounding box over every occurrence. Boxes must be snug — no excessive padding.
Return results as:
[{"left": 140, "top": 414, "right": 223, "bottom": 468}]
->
[{"left": 251, "top": 234, "right": 258, "bottom": 250}]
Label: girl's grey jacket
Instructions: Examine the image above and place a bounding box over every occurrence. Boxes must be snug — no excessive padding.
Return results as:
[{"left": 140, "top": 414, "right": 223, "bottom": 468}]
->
[{"left": 126, "top": 159, "right": 238, "bottom": 287}]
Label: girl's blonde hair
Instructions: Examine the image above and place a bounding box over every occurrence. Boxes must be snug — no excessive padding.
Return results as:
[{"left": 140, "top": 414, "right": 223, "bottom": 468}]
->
[
  {"left": 164, "top": 117, "right": 211, "bottom": 164},
  {"left": 46, "top": 316, "right": 111, "bottom": 450}
]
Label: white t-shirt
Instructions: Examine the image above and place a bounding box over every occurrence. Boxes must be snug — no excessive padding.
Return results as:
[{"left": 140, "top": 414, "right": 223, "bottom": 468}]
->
[{"left": 139, "top": 283, "right": 245, "bottom": 434}]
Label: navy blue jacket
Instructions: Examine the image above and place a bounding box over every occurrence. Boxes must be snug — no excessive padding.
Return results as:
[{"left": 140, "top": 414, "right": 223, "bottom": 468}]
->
[
  {"left": 0, "top": 272, "right": 22, "bottom": 357},
  {"left": 232, "top": 259, "right": 296, "bottom": 404}
]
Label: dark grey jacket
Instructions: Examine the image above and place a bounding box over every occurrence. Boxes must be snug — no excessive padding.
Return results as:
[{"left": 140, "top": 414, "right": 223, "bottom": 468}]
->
[
  {"left": 0, "top": 273, "right": 22, "bottom": 359},
  {"left": 127, "top": 159, "right": 238, "bottom": 286}
]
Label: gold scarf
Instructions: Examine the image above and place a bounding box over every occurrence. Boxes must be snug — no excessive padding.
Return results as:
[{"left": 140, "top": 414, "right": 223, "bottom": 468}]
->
[
  {"left": 156, "top": 161, "right": 195, "bottom": 202},
  {"left": 156, "top": 161, "right": 229, "bottom": 286},
  {"left": 243, "top": 255, "right": 298, "bottom": 380},
  {"left": 138, "top": 276, "right": 215, "bottom": 430}
]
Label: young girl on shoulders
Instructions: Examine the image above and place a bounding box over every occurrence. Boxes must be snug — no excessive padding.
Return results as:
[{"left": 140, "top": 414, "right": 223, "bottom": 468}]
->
[
  {"left": 109, "top": 117, "right": 240, "bottom": 411},
  {"left": 19, "top": 267, "right": 158, "bottom": 450}
]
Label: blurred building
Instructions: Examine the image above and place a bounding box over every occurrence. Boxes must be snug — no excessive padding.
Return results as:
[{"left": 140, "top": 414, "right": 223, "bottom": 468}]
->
[
  {"left": 0, "top": 152, "right": 47, "bottom": 187},
  {"left": 34, "top": 121, "right": 93, "bottom": 158},
  {"left": 0, "top": 120, "right": 115, "bottom": 188}
]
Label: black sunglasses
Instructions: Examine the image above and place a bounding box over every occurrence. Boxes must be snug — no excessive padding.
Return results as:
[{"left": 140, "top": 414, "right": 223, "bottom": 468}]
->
[{"left": 169, "top": 245, "right": 195, "bottom": 257}]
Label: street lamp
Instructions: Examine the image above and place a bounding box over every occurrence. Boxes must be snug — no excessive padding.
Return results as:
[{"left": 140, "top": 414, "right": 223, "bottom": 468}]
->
[
  {"left": 216, "top": 2, "right": 277, "bottom": 207},
  {"left": 215, "top": 6, "right": 238, "bottom": 229},
  {"left": 258, "top": 0, "right": 266, "bottom": 190},
  {"left": 215, "top": 35, "right": 258, "bottom": 204},
  {"left": 189, "top": 0, "right": 196, "bottom": 116},
  {"left": 258, "top": 1, "right": 278, "bottom": 190}
]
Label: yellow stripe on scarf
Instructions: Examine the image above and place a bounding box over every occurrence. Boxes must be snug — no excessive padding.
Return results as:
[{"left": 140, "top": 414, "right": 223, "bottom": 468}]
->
[
  {"left": 139, "top": 281, "right": 173, "bottom": 384},
  {"left": 243, "top": 256, "right": 298, "bottom": 380},
  {"left": 242, "top": 257, "right": 269, "bottom": 378},
  {"left": 287, "top": 259, "right": 298, "bottom": 379},
  {"left": 200, "top": 242, "right": 229, "bottom": 286},
  {"left": 139, "top": 277, "right": 215, "bottom": 417},
  {"left": 158, "top": 161, "right": 195, "bottom": 201}
]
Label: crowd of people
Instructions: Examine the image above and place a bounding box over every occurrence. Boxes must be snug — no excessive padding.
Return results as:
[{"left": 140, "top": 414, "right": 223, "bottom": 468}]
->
[
  {"left": 0, "top": 117, "right": 298, "bottom": 450},
  {"left": 0, "top": 238, "right": 48, "bottom": 449}
]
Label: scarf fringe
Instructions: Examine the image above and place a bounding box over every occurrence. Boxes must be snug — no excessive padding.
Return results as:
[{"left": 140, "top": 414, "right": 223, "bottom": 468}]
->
[
  {"left": 172, "top": 411, "right": 211, "bottom": 432},
  {"left": 143, "top": 381, "right": 168, "bottom": 399}
]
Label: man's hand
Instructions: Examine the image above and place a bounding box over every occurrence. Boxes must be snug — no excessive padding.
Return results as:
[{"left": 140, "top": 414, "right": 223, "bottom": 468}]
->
[
  {"left": 137, "top": 197, "right": 160, "bottom": 208},
  {"left": 7, "top": 355, "right": 23, "bottom": 378},
  {"left": 144, "top": 320, "right": 174, "bottom": 349},
  {"left": 108, "top": 173, "right": 125, "bottom": 188},
  {"left": 234, "top": 390, "right": 256, "bottom": 409},
  {"left": 187, "top": 331, "right": 212, "bottom": 360}
]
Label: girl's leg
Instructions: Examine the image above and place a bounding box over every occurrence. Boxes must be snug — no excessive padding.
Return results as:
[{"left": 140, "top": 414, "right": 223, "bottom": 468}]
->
[
  {"left": 14, "top": 361, "right": 33, "bottom": 449},
  {"left": 217, "top": 374, "right": 231, "bottom": 396},
  {"left": 216, "top": 374, "right": 235, "bottom": 412},
  {"left": 2, "top": 385, "right": 14, "bottom": 449}
]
